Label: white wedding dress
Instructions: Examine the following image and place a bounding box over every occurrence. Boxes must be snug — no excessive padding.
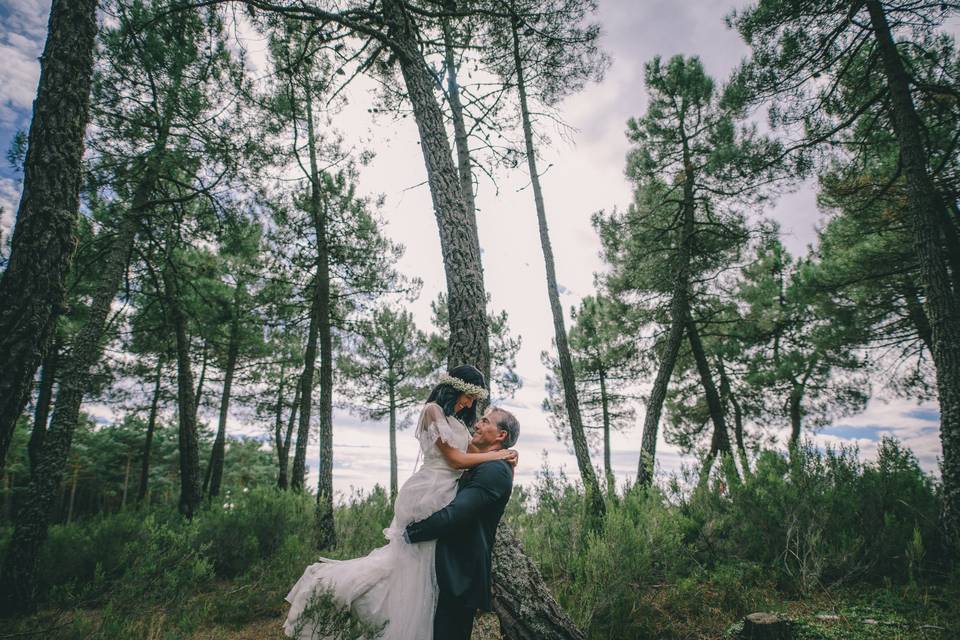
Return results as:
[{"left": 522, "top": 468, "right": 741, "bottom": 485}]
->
[{"left": 283, "top": 402, "right": 470, "bottom": 640}]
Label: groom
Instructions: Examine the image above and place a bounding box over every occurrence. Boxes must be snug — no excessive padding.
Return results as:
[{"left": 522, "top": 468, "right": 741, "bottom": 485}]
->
[{"left": 404, "top": 406, "right": 520, "bottom": 640}]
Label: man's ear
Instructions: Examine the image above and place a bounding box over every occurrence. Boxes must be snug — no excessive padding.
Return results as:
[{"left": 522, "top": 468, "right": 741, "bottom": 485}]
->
[{"left": 496, "top": 430, "right": 508, "bottom": 446}]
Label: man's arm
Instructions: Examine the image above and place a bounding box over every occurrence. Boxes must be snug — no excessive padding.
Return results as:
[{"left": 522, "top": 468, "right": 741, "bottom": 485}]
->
[{"left": 405, "top": 461, "right": 512, "bottom": 543}]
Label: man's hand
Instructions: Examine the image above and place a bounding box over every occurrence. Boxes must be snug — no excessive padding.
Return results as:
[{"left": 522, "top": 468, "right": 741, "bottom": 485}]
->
[{"left": 504, "top": 449, "right": 519, "bottom": 469}]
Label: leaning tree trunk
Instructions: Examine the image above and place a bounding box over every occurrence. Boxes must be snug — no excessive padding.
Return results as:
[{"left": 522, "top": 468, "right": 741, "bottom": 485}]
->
[
  {"left": 511, "top": 15, "right": 604, "bottom": 524},
  {"left": 138, "top": 356, "right": 164, "bottom": 503},
  {"left": 278, "top": 375, "right": 300, "bottom": 490},
  {"left": 28, "top": 340, "right": 59, "bottom": 475},
  {"left": 382, "top": 0, "right": 490, "bottom": 380},
  {"left": 0, "top": 212, "right": 138, "bottom": 615},
  {"left": 379, "top": 3, "right": 587, "bottom": 636},
  {"left": 0, "top": 0, "right": 99, "bottom": 474},
  {"left": 163, "top": 259, "right": 202, "bottom": 520},
  {"left": 291, "top": 291, "right": 319, "bottom": 492},
  {"left": 204, "top": 282, "right": 242, "bottom": 499},
  {"left": 687, "top": 318, "right": 736, "bottom": 486},
  {"left": 867, "top": 0, "right": 960, "bottom": 543},
  {"left": 304, "top": 90, "right": 336, "bottom": 550},
  {"left": 637, "top": 158, "right": 695, "bottom": 487},
  {"left": 491, "top": 524, "right": 586, "bottom": 640}
]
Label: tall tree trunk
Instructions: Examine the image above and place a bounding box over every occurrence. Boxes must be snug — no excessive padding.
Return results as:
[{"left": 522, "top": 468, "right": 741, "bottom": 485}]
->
[
  {"left": 193, "top": 339, "right": 209, "bottom": 421},
  {"left": 163, "top": 258, "right": 202, "bottom": 520},
  {"left": 787, "top": 387, "right": 803, "bottom": 451},
  {"left": 637, "top": 162, "right": 695, "bottom": 487},
  {"left": 388, "top": 380, "right": 398, "bottom": 501},
  {"left": 382, "top": 0, "right": 490, "bottom": 381},
  {"left": 304, "top": 88, "right": 336, "bottom": 550},
  {"left": 28, "top": 339, "right": 59, "bottom": 475},
  {"left": 121, "top": 451, "right": 131, "bottom": 509},
  {"left": 278, "top": 374, "right": 300, "bottom": 490},
  {"left": 0, "top": 209, "right": 138, "bottom": 613},
  {"left": 291, "top": 296, "right": 319, "bottom": 492},
  {"left": 204, "top": 283, "right": 242, "bottom": 499},
  {"left": 902, "top": 281, "right": 933, "bottom": 354},
  {"left": 65, "top": 464, "right": 78, "bottom": 524},
  {"left": 867, "top": 0, "right": 960, "bottom": 544},
  {"left": 138, "top": 356, "right": 164, "bottom": 503},
  {"left": 511, "top": 15, "right": 604, "bottom": 523},
  {"left": 598, "top": 369, "right": 614, "bottom": 494},
  {"left": 0, "top": 0, "right": 99, "bottom": 472}
]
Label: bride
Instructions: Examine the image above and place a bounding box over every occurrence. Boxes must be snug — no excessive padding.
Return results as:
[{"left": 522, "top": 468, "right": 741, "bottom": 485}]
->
[{"left": 283, "top": 364, "right": 517, "bottom": 639}]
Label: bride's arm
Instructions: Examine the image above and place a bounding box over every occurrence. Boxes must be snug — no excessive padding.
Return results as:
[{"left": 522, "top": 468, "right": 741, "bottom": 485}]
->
[{"left": 435, "top": 441, "right": 517, "bottom": 470}]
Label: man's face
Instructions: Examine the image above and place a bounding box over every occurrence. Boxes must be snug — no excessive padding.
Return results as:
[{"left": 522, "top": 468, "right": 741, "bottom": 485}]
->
[{"left": 472, "top": 409, "right": 506, "bottom": 449}]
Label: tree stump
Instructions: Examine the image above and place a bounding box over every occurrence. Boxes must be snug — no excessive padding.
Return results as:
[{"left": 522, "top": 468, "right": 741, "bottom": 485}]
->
[{"left": 740, "top": 613, "right": 793, "bottom": 640}]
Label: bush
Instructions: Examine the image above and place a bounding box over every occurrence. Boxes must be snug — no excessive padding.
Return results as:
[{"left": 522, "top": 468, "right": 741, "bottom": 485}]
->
[{"left": 196, "top": 486, "right": 315, "bottom": 578}]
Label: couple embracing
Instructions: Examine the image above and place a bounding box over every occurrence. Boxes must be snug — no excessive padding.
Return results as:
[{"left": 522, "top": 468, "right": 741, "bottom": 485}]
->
[{"left": 283, "top": 365, "right": 521, "bottom": 640}]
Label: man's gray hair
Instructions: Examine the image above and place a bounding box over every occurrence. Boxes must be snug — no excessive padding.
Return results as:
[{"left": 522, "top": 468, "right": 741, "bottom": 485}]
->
[{"left": 491, "top": 407, "right": 520, "bottom": 449}]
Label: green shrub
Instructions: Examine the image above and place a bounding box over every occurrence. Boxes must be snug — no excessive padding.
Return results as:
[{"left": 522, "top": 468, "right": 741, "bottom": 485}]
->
[{"left": 195, "top": 486, "right": 315, "bottom": 578}]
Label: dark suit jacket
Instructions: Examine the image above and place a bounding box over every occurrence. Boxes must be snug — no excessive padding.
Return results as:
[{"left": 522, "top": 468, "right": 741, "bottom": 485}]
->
[{"left": 404, "top": 459, "right": 513, "bottom": 611}]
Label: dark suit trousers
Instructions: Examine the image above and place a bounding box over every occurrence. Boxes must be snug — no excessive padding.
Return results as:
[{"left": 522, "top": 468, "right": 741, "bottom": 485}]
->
[{"left": 433, "top": 590, "right": 475, "bottom": 640}]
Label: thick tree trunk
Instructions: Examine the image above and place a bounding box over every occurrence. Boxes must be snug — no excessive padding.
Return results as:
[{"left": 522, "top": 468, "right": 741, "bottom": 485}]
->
[
  {"left": 28, "top": 340, "right": 59, "bottom": 475},
  {"left": 902, "top": 281, "right": 933, "bottom": 354},
  {"left": 598, "top": 369, "right": 614, "bottom": 494},
  {"left": 0, "top": 0, "right": 99, "bottom": 472},
  {"left": 382, "top": 0, "right": 490, "bottom": 381},
  {"left": 163, "top": 261, "right": 202, "bottom": 519},
  {"left": 204, "top": 283, "right": 242, "bottom": 499},
  {"left": 138, "top": 357, "right": 164, "bottom": 503},
  {"left": 867, "top": 0, "right": 960, "bottom": 544},
  {"left": 0, "top": 210, "right": 137, "bottom": 613},
  {"left": 511, "top": 16, "right": 604, "bottom": 523},
  {"left": 388, "top": 383, "right": 398, "bottom": 501},
  {"left": 491, "top": 524, "right": 586, "bottom": 640},
  {"left": 788, "top": 388, "right": 803, "bottom": 451}
]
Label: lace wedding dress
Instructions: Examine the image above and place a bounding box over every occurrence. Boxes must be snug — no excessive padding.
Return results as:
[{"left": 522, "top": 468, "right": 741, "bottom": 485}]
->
[{"left": 283, "top": 403, "right": 470, "bottom": 640}]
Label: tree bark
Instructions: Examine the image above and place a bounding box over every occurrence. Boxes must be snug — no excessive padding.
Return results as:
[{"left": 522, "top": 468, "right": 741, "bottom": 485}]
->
[
  {"left": 491, "top": 524, "right": 586, "bottom": 640},
  {"left": 193, "top": 338, "right": 209, "bottom": 421},
  {"left": 121, "top": 451, "right": 131, "bottom": 509},
  {"left": 0, "top": 0, "right": 99, "bottom": 473},
  {"left": 637, "top": 180, "right": 694, "bottom": 486},
  {"left": 28, "top": 340, "right": 59, "bottom": 475},
  {"left": 867, "top": 0, "right": 960, "bottom": 544},
  {"left": 204, "top": 283, "right": 242, "bottom": 499},
  {"left": 511, "top": 15, "right": 604, "bottom": 523},
  {"left": 163, "top": 258, "right": 202, "bottom": 520},
  {"left": 0, "top": 210, "right": 137, "bottom": 613},
  {"left": 291, "top": 293, "right": 319, "bottom": 492},
  {"left": 297, "top": 83, "right": 337, "bottom": 548},
  {"left": 138, "top": 356, "right": 164, "bottom": 503},
  {"left": 598, "top": 369, "right": 614, "bottom": 494},
  {"left": 388, "top": 381, "right": 398, "bottom": 501},
  {"left": 278, "top": 374, "right": 300, "bottom": 490},
  {"left": 687, "top": 320, "right": 733, "bottom": 460},
  {"left": 718, "top": 358, "right": 750, "bottom": 476},
  {"left": 382, "top": 0, "right": 490, "bottom": 381}
]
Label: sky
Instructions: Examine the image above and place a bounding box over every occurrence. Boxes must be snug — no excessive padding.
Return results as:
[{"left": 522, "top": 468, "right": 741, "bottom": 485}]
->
[{"left": 0, "top": 0, "right": 944, "bottom": 500}]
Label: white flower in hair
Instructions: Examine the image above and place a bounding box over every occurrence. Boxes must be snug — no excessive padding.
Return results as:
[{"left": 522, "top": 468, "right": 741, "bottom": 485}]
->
[{"left": 437, "top": 373, "right": 489, "bottom": 400}]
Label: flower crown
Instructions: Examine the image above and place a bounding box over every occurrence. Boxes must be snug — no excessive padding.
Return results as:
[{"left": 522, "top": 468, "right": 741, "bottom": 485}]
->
[{"left": 438, "top": 373, "right": 489, "bottom": 400}]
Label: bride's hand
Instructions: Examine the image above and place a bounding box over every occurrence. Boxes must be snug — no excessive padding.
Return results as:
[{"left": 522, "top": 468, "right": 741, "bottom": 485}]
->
[{"left": 500, "top": 449, "right": 518, "bottom": 468}]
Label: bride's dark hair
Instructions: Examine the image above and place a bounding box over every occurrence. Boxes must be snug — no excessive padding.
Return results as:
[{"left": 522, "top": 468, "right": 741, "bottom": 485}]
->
[{"left": 426, "top": 364, "right": 486, "bottom": 427}]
